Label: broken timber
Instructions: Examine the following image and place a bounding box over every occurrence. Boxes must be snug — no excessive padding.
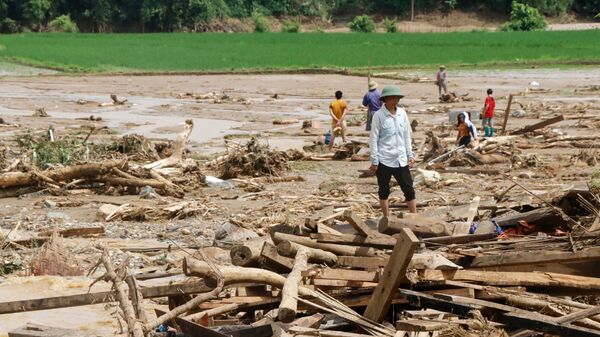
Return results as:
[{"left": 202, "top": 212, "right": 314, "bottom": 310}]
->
[
  {"left": 509, "top": 115, "right": 564, "bottom": 135},
  {"left": 363, "top": 228, "right": 419, "bottom": 323}
]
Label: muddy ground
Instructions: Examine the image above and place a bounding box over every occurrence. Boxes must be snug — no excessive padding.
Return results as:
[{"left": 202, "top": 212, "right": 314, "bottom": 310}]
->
[{"left": 0, "top": 67, "right": 599, "bottom": 335}]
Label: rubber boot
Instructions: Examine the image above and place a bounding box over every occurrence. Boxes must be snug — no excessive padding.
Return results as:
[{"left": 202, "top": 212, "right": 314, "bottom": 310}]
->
[
  {"left": 483, "top": 126, "right": 489, "bottom": 137},
  {"left": 489, "top": 127, "right": 494, "bottom": 137}
]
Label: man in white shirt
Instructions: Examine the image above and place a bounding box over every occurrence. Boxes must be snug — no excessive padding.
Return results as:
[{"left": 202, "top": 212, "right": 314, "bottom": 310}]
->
[{"left": 369, "top": 85, "right": 417, "bottom": 217}]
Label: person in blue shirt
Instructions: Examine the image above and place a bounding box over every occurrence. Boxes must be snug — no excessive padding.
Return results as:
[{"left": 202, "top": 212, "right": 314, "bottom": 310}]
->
[
  {"left": 369, "top": 85, "right": 416, "bottom": 217},
  {"left": 362, "top": 81, "right": 382, "bottom": 131}
]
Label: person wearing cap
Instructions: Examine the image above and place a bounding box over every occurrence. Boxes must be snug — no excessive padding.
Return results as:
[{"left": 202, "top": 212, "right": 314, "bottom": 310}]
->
[
  {"left": 362, "top": 80, "right": 381, "bottom": 131},
  {"left": 436, "top": 65, "right": 447, "bottom": 98},
  {"left": 369, "top": 85, "right": 417, "bottom": 216}
]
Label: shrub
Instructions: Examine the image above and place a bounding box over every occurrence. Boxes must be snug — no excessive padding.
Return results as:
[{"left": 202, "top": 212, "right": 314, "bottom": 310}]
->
[
  {"left": 0, "top": 18, "right": 20, "bottom": 34},
  {"left": 500, "top": 1, "right": 548, "bottom": 31},
  {"left": 252, "top": 10, "right": 271, "bottom": 32},
  {"left": 349, "top": 15, "right": 375, "bottom": 32},
  {"left": 382, "top": 17, "right": 397, "bottom": 32},
  {"left": 48, "top": 15, "right": 78, "bottom": 33},
  {"left": 282, "top": 19, "right": 301, "bottom": 32}
]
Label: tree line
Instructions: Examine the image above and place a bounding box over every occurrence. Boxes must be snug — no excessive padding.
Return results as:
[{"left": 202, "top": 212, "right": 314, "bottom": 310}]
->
[{"left": 0, "top": 0, "right": 598, "bottom": 33}]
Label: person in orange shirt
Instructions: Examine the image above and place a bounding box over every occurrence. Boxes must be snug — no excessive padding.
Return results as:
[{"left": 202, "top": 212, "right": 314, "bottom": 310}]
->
[
  {"left": 456, "top": 111, "right": 478, "bottom": 146},
  {"left": 329, "top": 90, "right": 348, "bottom": 151}
]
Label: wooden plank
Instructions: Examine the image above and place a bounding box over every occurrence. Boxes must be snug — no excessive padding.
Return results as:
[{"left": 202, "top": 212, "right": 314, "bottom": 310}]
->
[
  {"left": 463, "top": 246, "right": 600, "bottom": 269},
  {"left": 260, "top": 241, "right": 294, "bottom": 272},
  {"left": 395, "top": 319, "right": 448, "bottom": 331},
  {"left": 336, "top": 256, "right": 389, "bottom": 269},
  {"left": 509, "top": 115, "right": 565, "bottom": 135},
  {"left": 308, "top": 279, "right": 379, "bottom": 288},
  {"left": 556, "top": 305, "right": 600, "bottom": 324},
  {"left": 502, "top": 312, "right": 600, "bottom": 337},
  {"left": 0, "top": 281, "right": 209, "bottom": 315},
  {"left": 418, "top": 270, "right": 600, "bottom": 290},
  {"left": 342, "top": 209, "right": 379, "bottom": 237},
  {"left": 422, "top": 233, "right": 496, "bottom": 247},
  {"left": 311, "top": 233, "right": 396, "bottom": 249},
  {"left": 363, "top": 228, "right": 419, "bottom": 323},
  {"left": 272, "top": 232, "right": 376, "bottom": 257}
]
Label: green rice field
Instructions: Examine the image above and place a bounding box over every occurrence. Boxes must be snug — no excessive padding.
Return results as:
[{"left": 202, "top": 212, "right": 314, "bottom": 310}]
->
[{"left": 0, "top": 30, "right": 599, "bottom": 72}]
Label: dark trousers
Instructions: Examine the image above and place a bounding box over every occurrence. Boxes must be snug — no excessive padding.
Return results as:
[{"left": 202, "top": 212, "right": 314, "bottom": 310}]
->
[
  {"left": 458, "top": 135, "right": 471, "bottom": 146},
  {"left": 376, "top": 163, "right": 415, "bottom": 201}
]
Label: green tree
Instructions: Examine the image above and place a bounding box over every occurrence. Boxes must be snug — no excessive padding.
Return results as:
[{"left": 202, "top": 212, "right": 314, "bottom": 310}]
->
[
  {"left": 500, "top": 1, "right": 548, "bottom": 31},
  {"left": 48, "top": 14, "right": 78, "bottom": 32},
  {"left": 349, "top": 14, "right": 375, "bottom": 32},
  {"left": 21, "top": 0, "right": 51, "bottom": 31}
]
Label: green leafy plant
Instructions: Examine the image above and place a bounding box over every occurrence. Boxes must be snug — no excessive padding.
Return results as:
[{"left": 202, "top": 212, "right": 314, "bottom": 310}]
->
[
  {"left": 48, "top": 15, "right": 78, "bottom": 32},
  {"left": 252, "top": 10, "right": 271, "bottom": 32},
  {"left": 500, "top": 1, "right": 548, "bottom": 31},
  {"left": 382, "top": 17, "right": 397, "bottom": 33},
  {"left": 282, "top": 19, "right": 301, "bottom": 32},
  {"left": 0, "top": 18, "right": 20, "bottom": 34},
  {"left": 349, "top": 15, "right": 375, "bottom": 33}
]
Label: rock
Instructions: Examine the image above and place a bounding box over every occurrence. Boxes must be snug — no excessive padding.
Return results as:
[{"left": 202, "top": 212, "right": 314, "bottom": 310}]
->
[
  {"left": 97, "top": 203, "right": 119, "bottom": 220},
  {"left": 181, "top": 227, "right": 191, "bottom": 235},
  {"left": 413, "top": 168, "right": 441, "bottom": 188},
  {"left": 214, "top": 222, "right": 258, "bottom": 245},
  {"left": 46, "top": 211, "right": 71, "bottom": 223},
  {"left": 139, "top": 185, "right": 159, "bottom": 199},
  {"left": 42, "top": 200, "right": 57, "bottom": 209}
]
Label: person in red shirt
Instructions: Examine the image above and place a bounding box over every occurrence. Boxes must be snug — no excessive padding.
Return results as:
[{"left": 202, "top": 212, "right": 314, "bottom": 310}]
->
[{"left": 482, "top": 88, "right": 496, "bottom": 137}]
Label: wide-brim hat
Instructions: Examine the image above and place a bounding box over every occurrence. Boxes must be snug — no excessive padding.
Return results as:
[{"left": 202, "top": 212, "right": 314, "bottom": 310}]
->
[
  {"left": 440, "top": 65, "right": 446, "bottom": 69},
  {"left": 379, "top": 85, "right": 404, "bottom": 101},
  {"left": 368, "top": 80, "right": 378, "bottom": 90}
]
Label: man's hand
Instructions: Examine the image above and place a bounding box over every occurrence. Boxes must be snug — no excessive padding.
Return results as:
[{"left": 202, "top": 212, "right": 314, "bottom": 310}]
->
[
  {"left": 408, "top": 158, "right": 415, "bottom": 168},
  {"left": 369, "top": 164, "right": 378, "bottom": 174},
  {"left": 336, "top": 120, "right": 341, "bottom": 126}
]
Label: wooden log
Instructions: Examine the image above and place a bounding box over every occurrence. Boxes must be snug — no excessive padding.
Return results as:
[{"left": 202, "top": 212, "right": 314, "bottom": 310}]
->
[
  {"left": 37, "top": 226, "right": 105, "bottom": 238},
  {"left": 100, "top": 251, "right": 145, "bottom": 337},
  {"left": 556, "top": 306, "right": 600, "bottom": 324},
  {"left": 363, "top": 228, "right": 419, "bottom": 323},
  {"left": 510, "top": 115, "right": 564, "bottom": 135},
  {"left": 101, "top": 176, "right": 167, "bottom": 189},
  {"left": 422, "top": 233, "right": 497, "bottom": 247},
  {"left": 311, "top": 233, "right": 396, "bottom": 249},
  {"left": 182, "top": 257, "right": 318, "bottom": 297},
  {"left": 500, "top": 93, "right": 514, "bottom": 135},
  {"left": 493, "top": 207, "right": 567, "bottom": 228},
  {"left": 277, "top": 241, "right": 337, "bottom": 265},
  {"left": 260, "top": 242, "right": 294, "bottom": 272},
  {"left": 272, "top": 232, "right": 376, "bottom": 257},
  {"left": 378, "top": 215, "right": 453, "bottom": 237},
  {"left": 279, "top": 247, "right": 310, "bottom": 323},
  {"left": 0, "top": 160, "right": 126, "bottom": 189},
  {"left": 230, "top": 238, "right": 267, "bottom": 267}
]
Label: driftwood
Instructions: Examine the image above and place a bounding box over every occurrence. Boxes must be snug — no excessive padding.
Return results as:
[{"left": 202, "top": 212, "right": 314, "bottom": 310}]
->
[
  {"left": 272, "top": 232, "right": 376, "bottom": 257},
  {"left": 279, "top": 247, "right": 311, "bottom": 323},
  {"left": 97, "top": 250, "right": 145, "bottom": 337},
  {"left": 378, "top": 215, "right": 453, "bottom": 237},
  {"left": 510, "top": 115, "right": 564, "bottom": 135},
  {"left": 230, "top": 238, "right": 268, "bottom": 267},
  {"left": 0, "top": 160, "right": 127, "bottom": 189},
  {"left": 144, "top": 119, "right": 193, "bottom": 170},
  {"left": 183, "top": 257, "right": 318, "bottom": 297},
  {"left": 277, "top": 240, "right": 337, "bottom": 265}
]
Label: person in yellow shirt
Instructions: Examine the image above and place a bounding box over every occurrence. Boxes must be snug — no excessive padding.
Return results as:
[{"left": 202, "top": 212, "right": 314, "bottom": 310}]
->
[{"left": 329, "top": 90, "right": 348, "bottom": 152}]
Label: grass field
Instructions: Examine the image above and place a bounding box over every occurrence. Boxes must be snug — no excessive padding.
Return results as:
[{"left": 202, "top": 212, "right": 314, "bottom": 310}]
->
[{"left": 0, "top": 30, "right": 599, "bottom": 72}]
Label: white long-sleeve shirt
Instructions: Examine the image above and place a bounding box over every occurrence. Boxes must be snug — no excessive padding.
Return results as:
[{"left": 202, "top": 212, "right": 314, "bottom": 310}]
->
[{"left": 369, "top": 105, "right": 414, "bottom": 167}]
